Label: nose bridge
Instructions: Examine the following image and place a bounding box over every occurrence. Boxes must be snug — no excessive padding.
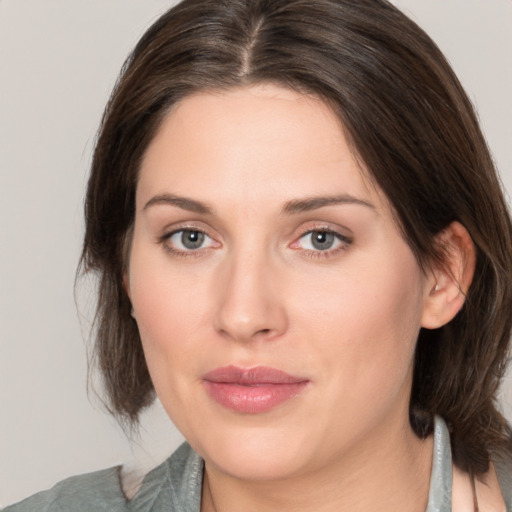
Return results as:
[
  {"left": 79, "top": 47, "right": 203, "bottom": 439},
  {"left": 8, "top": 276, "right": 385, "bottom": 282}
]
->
[{"left": 213, "top": 241, "right": 287, "bottom": 342}]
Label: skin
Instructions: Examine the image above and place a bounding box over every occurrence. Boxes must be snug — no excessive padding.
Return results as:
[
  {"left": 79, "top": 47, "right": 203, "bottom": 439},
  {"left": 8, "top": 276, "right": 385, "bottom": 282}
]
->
[
  {"left": 126, "top": 84, "right": 475, "bottom": 512},
  {"left": 452, "top": 463, "right": 506, "bottom": 511}
]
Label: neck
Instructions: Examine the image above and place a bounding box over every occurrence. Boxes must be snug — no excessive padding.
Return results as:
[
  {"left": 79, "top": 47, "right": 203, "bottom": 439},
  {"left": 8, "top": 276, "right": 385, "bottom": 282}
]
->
[{"left": 201, "top": 416, "right": 434, "bottom": 512}]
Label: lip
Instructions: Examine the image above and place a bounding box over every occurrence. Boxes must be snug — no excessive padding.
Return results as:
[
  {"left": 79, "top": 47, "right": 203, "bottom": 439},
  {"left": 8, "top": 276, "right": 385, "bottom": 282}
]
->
[{"left": 202, "top": 365, "right": 309, "bottom": 414}]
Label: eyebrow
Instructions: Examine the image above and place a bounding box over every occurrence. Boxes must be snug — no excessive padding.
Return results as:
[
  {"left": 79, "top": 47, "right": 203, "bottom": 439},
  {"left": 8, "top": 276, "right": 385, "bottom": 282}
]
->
[
  {"left": 281, "top": 195, "right": 375, "bottom": 215},
  {"left": 143, "top": 193, "right": 214, "bottom": 214},
  {"left": 143, "top": 193, "right": 375, "bottom": 216}
]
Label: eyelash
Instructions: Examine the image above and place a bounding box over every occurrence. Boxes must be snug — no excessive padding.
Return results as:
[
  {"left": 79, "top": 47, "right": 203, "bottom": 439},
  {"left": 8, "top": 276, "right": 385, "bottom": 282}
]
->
[
  {"left": 293, "top": 228, "right": 352, "bottom": 259},
  {"left": 158, "top": 226, "right": 352, "bottom": 259},
  {"left": 159, "top": 227, "right": 217, "bottom": 258}
]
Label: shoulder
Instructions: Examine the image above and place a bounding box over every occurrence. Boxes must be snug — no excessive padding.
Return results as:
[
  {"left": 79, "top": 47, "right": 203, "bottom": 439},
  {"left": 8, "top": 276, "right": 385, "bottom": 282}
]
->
[
  {"left": 2, "top": 443, "right": 203, "bottom": 512},
  {"left": 494, "top": 450, "right": 512, "bottom": 511},
  {"left": 2, "top": 466, "right": 127, "bottom": 512}
]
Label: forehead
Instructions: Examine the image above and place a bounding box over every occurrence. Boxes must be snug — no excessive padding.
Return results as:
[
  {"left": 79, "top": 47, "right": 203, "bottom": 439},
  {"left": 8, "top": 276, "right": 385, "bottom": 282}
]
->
[{"left": 137, "top": 84, "right": 385, "bottom": 212}]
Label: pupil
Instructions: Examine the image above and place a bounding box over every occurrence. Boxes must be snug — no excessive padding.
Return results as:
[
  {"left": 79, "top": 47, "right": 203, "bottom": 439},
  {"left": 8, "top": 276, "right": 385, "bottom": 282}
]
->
[
  {"left": 182, "top": 230, "right": 204, "bottom": 249},
  {"left": 312, "top": 231, "right": 334, "bottom": 250}
]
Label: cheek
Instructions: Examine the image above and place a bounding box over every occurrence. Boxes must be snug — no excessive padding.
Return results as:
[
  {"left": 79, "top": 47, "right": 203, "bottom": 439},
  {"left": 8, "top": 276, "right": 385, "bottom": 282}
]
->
[
  {"left": 292, "top": 247, "right": 425, "bottom": 399},
  {"left": 127, "top": 240, "right": 210, "bottom": 391},
  {"left": 129, "top": 229, "right": 210, "bottom": 330}
]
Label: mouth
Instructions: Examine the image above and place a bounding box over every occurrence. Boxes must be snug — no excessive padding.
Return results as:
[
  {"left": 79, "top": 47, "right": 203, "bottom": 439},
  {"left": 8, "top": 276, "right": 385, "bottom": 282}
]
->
[{"left": 202, "top": 365, "right": 309, "bottom": 414}]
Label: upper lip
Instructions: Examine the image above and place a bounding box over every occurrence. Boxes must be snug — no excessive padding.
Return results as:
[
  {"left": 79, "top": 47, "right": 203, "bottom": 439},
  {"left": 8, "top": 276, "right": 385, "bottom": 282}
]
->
[{"left": 203, "top": 365, "right": 308, "bottom": 385}]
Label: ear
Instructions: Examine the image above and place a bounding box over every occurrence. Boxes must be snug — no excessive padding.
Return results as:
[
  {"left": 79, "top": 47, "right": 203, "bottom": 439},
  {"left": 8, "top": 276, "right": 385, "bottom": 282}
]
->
[{"left": 421, "top": 221, "right": 476, "bottom": 329}]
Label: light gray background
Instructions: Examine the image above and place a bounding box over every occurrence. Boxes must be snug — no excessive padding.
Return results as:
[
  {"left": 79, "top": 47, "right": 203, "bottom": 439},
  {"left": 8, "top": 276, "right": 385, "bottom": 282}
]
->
[{"left": 1, "top": 0, "right": 511, "bottom": 507}]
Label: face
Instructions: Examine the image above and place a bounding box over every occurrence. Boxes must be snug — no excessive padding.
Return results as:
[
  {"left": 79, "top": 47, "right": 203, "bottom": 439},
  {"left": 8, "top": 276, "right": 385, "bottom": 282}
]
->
[{"left": 127, "top": 84, "right": 433, "bottom": 481}]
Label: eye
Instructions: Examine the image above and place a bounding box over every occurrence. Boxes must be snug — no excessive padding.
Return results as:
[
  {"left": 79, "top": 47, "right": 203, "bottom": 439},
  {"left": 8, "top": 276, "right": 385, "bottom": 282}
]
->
[
  {"left": 165, "top": 229, "right": 216, "bottom": 252},
  {"left": 295, "top": 230, "right": 350, "bottom": 253}
]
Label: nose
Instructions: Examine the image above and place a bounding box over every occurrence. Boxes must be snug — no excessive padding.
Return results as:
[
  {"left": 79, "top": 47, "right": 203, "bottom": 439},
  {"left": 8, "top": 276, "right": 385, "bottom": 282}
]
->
[{"left": 213, "top": 249, "right": 288, "bottom": 343}]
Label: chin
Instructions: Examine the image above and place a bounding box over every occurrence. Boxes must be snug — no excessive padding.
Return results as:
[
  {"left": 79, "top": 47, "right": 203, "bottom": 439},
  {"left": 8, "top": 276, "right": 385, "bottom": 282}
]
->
[{"left": 191, "top": 421, "right": 314, "bottom": 481}]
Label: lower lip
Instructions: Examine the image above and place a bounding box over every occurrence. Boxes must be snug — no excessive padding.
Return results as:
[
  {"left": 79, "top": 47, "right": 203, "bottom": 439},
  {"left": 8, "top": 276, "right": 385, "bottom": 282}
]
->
[{"left": 203, "top": 381, "right": 308, "bottom": 414}]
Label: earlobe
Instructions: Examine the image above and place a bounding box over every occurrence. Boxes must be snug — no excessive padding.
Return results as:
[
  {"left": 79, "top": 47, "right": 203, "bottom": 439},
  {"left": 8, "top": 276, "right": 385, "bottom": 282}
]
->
[{"left": 421, "top": 221, "right": 476, "bottom": 329}]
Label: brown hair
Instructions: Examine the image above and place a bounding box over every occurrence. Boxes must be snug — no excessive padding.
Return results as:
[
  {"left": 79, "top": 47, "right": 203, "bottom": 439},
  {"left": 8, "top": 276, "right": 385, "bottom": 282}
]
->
[{"left": 80, "top": 0, "right": 512, "bottom": 476}]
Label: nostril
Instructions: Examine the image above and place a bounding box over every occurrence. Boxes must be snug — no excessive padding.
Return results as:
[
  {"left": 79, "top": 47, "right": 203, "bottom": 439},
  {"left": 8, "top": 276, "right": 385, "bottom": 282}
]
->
[{"left": 255, "top": 328, "right": 272, "bottom": 337}]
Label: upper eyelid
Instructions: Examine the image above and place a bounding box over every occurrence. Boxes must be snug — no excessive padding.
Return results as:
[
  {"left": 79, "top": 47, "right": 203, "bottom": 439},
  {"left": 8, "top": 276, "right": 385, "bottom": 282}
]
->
[
  {"left": 160, "top": 223, "right": 213, "bottom": 238},
  {"left": 161, "top": 226, "right": 350, "bottom": 240},
  {"left": 156, "top": 221, "right": 353, "bottom": 243},
  {"left": 300, "top": 227, "right": 351, "bottom": 238},
  {"left": 163, "top": 227, "right": 210, "bottom": 238},
  {"left": 295, "top": 222, "right": 353, "bottom": 240},
  {"left": 296, "top": 229, "right": 352, "bottom": 245}
]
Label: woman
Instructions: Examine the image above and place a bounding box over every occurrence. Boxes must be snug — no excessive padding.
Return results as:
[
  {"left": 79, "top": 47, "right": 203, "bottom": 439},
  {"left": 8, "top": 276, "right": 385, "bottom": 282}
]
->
[{"left": 5, "top": 0, "right": 512, "bottom": 510}]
